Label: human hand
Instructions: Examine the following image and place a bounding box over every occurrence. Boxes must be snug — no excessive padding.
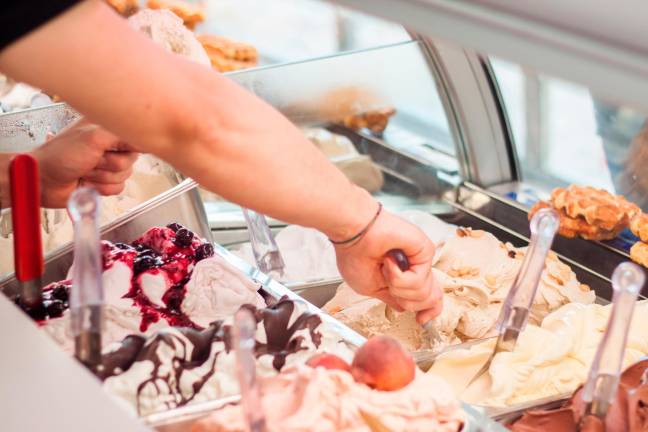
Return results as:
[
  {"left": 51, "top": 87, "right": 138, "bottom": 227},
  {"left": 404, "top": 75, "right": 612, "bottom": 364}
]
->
[
  {"left": 334, "top": 207, "right": 442, "bottom": 324},
  {"left": 32, "top": 119, "right": 138, "bottom": 208}
]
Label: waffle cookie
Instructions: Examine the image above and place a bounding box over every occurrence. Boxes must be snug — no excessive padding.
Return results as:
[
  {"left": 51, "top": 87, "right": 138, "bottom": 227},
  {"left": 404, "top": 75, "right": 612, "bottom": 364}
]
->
[
  {"left": 631, "top": 213, "right": 648, "bottom": 243},
  {"left": 630, "top": 241, "right": 648, "bottom": 268},
  {"left": 551, "top": 185, "right": 639, "bottom": 231},
  {"left": 147, "top": 0, "right": 205, "bottom": 29},
  {"left": 528, "top": 200, "right": 624, "bottom": 241},
  {"left": 197, "top": 35, "right": 258, "bottom": 72},
  {"left": 341, "top": 108, "right": 396, "bottom": 134},
  {"left": 106, "top": 0, "right": 139, "bottom": 16}
]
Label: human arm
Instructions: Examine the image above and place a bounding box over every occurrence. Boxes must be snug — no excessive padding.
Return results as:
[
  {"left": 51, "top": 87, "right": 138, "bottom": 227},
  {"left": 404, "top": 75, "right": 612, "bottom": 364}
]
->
[{"left": 0, "top": 0, "right": 441, "bottom": 318}]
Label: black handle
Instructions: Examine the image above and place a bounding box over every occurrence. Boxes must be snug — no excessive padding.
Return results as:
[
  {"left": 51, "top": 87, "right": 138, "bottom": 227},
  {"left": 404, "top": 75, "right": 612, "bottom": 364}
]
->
[{"left": 387, "top": 249, "right": 410, "bottom": 272}]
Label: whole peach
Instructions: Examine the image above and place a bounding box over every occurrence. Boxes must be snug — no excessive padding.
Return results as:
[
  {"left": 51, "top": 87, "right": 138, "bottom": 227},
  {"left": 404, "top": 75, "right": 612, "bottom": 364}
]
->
[{"left": 351, "top": 336, "right": 415, "bottom": 391}]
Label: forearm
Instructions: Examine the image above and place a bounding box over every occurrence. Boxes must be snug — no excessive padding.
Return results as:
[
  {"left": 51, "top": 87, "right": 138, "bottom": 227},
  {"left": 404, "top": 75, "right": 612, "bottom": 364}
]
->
[{"left": 0, "top": 0, "right": 376, "bottom": 238}]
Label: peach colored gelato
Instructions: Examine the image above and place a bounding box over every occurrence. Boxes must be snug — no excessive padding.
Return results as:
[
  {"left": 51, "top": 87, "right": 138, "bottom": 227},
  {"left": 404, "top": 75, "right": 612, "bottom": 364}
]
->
[{"left": 192, "top": 365, "right": 464, "bottom": 432}]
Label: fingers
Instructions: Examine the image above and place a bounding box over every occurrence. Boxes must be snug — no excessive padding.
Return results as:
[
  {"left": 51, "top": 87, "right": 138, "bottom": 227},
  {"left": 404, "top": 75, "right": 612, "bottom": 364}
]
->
[
  {"left": 84, "top": 165, "right": 133, "bottom": 184},
  {"left": 415, "top": 302, "right": 443, "bottom": 324},
  {"left": 81, "top": 181, "right": 126, "bottom": 196},
  {"left": 381, "top": 257, "right": 432, "bottom": 302},
  {"left": 371, "top": 288, "right": 405, "bottom": 312},
  {"left": 382, "top": 256, "right": 442, "bottom": 313},
  {"left": 95, "top": 151, "right": 139, "bottom": 172}
]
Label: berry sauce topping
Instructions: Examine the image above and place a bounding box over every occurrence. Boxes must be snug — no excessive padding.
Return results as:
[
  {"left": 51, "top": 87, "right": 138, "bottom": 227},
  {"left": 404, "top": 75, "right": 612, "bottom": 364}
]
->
[{"left": 23, "top": 223, "right": 212, "bottom": 331}]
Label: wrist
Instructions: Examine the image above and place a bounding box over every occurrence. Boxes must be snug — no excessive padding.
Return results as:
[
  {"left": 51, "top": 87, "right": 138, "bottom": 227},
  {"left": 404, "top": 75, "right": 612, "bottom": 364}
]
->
[{"left": 325, "top": 186, "right": 378, "bottom": 243}]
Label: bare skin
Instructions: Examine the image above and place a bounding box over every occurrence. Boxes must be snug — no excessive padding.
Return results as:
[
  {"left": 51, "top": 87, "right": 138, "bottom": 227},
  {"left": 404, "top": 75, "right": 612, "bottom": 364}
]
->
[
  {"left": 0, "top": 0, "right": 441, "bottom": 321},
  {"left": 0, "top": 119, "right": 137, "bottom": 208}
]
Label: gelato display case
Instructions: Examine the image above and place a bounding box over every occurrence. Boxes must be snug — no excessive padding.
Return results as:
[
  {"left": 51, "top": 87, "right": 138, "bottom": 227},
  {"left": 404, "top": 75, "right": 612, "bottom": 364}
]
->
[{"left": 2, "top": 0, "right": 648, "bottom": 431}]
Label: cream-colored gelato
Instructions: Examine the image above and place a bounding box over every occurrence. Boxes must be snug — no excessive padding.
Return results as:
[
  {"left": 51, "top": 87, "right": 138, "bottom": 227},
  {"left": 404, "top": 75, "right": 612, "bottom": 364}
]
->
[
  {"left": 192, "top": 365, "right": 465, "bottom": 432},
  {"left": 324, "top": 227, "right": 595, "bottom": 351},
  {"left": 428, "top": 301, "right": 648, "bottom": 408}
]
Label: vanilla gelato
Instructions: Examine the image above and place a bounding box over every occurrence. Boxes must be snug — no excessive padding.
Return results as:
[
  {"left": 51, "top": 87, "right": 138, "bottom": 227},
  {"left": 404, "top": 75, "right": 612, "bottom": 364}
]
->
[
  {"left": 325, "top": 227, "right": 595, "bottom": 351},
  {"left": 192, "top": 365, "right": 465, "bottom": 432},
  {"left": 428, "top": 301, "right": 648, "bottom": 408},
  {"left": 100, "top": 298, "right": 354, "bottom": 416}
]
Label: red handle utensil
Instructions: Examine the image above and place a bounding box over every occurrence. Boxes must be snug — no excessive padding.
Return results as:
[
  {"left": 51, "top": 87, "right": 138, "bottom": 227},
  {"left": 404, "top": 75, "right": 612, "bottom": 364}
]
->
[{"left": 10, "top": 154, "right": 44, "bottom": 308}]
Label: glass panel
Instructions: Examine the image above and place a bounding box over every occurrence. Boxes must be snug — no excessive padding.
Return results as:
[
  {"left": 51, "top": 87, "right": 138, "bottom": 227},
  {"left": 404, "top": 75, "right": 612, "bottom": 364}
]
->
[
  {"left": 491, "top": 57, "right": 648, "bottom": 211},
  {"left": 199, "top": 0, "right": 411, "bottom": 65},
  {"left": 203, "top": 42, "right": 460, "bottom": 238}
]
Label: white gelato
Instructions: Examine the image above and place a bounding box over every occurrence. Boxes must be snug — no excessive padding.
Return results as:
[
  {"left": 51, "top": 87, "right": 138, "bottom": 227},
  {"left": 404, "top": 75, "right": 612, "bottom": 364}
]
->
[
  {"left": 428, "top": 301, "right": 648, "bottom": 408},
  {"left": 181, "top": 254, "right": 266, "bottom": 328},
  {"left": 128, "top": 9, "right": 211, "bottom": 67}
]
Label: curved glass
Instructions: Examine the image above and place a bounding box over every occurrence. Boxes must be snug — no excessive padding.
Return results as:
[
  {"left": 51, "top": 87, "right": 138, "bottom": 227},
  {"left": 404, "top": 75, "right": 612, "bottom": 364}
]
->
[
  {"left": 198, "top": 0, "right": 411, "bottom": 65},
  {"left": 491, "top": 57, "right": 648, "bottom": 211}
]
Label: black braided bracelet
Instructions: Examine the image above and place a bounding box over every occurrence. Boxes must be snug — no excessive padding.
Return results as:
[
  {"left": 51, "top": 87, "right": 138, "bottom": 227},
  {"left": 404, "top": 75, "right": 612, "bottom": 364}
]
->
[{"left": 329, "top": 202, "right": 383, "bottom": 246}]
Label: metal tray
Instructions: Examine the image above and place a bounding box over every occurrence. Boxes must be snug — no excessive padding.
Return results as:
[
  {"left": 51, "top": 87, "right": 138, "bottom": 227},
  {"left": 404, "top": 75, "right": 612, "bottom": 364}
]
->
[{"left": 0, "top": 178, "right": 209, "bottom": 299}]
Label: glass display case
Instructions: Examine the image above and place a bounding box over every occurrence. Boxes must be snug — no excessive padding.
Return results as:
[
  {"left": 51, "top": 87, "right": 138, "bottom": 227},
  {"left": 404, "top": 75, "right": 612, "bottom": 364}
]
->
[{"left": 2, "top": 0, "right": 648, "bottom": 430}]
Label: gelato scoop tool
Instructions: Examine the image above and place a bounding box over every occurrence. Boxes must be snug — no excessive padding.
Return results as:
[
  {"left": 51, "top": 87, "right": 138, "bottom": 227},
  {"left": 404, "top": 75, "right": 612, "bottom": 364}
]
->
[
  {"left": 10, "top": 154, "right": 44, "bottom": 310},
  {"left": 69, "top": 187, "right": 103, "bottom": 368},
  {"left": 386, "top": 249, "right": 443, "bottom": 346},
  {"left": 580, "top": 262, "right": 644, "bottom": 427},
  {"left": 243, "top": 209, "right": 285, "bottom": 278},
  {"left": 466, "top": 207, "right": 559, "bottom": 387},
  {"left": 233, "top": 307, "right": 267, "bottom": 432}
]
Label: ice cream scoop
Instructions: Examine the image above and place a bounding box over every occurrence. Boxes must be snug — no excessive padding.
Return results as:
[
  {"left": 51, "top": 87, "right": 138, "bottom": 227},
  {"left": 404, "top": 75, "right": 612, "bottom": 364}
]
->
[
  {"left": 579, "top": 262, "right": 645, "bottom": 426},
  {"left": 386, "top": 249, "right": 442, "bottom": 346},
  {"left": 68, "top": 187, "right": 104, "bottom": 367},
  {"left": 466, "top": 207, "right": 559, "bottom": 387},
  {"left": 10, "top": 154, "right": 44, "bottom": 311}
]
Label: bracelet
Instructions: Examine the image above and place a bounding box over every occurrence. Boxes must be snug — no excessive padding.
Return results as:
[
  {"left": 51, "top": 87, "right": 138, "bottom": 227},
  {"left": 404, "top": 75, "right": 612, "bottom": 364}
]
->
[{"left": 329, "top": 202, "right": 382, "bottom": 246}]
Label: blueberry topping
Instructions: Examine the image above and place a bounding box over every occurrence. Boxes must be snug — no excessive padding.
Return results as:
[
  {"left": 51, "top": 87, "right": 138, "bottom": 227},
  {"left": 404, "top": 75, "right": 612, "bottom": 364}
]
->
[
  {"left": 51, "top": 284, "right": 69, "bottom": 302},
  {"left": 138, "top": 248, "right": 157, "bottom": 259},
  {"left": 165, "top": 289, "right": 184, "bottom": 312},
  {"left": 134, "top": 255, "right": 157, "bottom": 274},
  {"left": 166, "top": 223, "right": 183, "bottom": 233},
  {"left": 195, "top": 243, "right": 214, "bottom": 261},
  {"left": 44, "top": 300, "right": 65, "bottom": 318},
  {"left": 24, "top": 303, "right": 47, "bottom": 321},
  {"left": 115, "top": 242, "right": 131, "bottom": 250},
  {"left": 134, "top": 243, "right": 147, "bottom": 252},
  {"left": 174, "top": 228, "right": 194, "bottom": 247}
]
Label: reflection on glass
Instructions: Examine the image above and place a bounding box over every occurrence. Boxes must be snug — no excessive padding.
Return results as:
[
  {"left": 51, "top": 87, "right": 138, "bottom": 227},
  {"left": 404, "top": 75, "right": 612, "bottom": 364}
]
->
[
  {"left": 198, "top": 0, "right": 410, "bottom": 65},
  {"left": 491, "top": 58, "right": 648, "bottom": 210}
]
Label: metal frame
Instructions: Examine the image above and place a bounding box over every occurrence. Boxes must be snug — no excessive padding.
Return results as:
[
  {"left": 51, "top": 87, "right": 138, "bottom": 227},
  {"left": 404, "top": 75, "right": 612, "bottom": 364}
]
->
[
  {"left": 414, "top": 35, "right": 516, "bottom": 186},
  {"left": 331, "top": 0, "right": 648, "bottom": 113}
]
